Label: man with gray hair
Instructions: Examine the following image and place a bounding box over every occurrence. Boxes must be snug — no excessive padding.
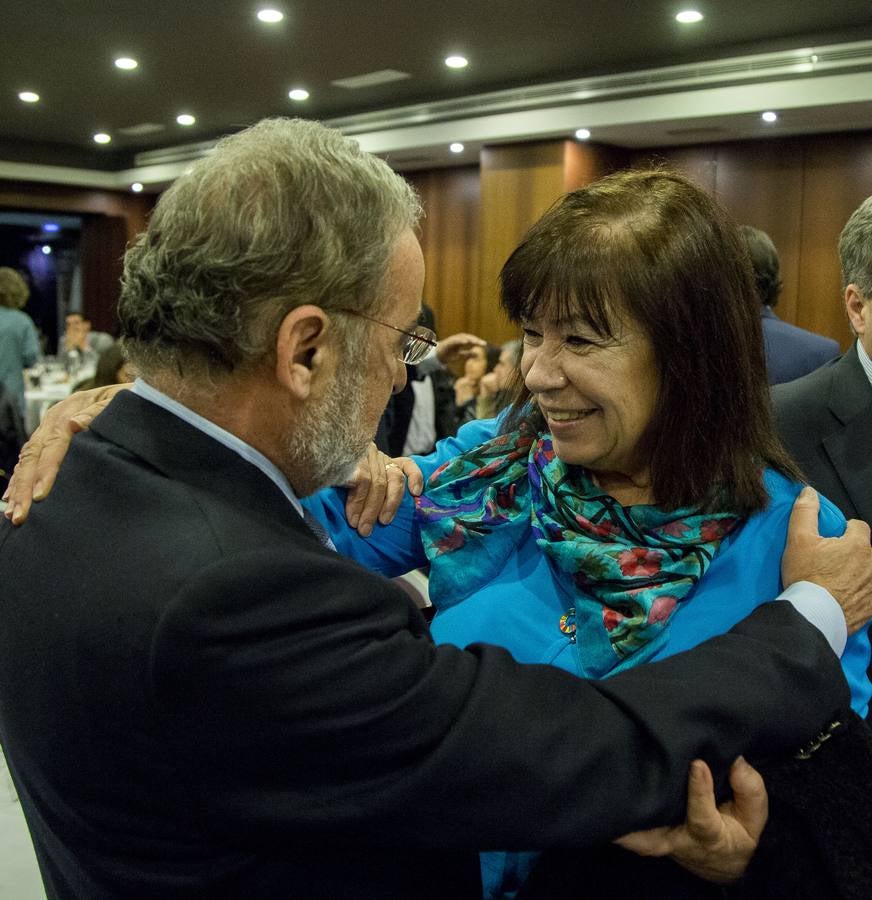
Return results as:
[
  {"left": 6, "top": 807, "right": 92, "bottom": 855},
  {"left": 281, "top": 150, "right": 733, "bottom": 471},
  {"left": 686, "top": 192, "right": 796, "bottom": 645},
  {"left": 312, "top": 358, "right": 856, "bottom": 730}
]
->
[
  {"left": 0, "top": 118, "right": 868, "bottom": 898},
  {"left": 773, "top": 198, "right": 872, "bottom": 529}
]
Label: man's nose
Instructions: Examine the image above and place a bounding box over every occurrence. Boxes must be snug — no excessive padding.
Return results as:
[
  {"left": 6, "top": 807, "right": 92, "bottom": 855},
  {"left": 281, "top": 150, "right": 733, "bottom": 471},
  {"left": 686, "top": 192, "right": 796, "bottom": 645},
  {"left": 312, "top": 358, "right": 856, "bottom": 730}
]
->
[{"left": 392, "top": 359, "right": 409, "bottom": 394}]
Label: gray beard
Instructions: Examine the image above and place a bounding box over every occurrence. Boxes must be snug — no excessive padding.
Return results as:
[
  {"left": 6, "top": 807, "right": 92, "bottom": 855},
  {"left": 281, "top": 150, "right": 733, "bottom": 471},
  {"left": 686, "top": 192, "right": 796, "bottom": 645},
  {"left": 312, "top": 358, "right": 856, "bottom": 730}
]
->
[{"left": 283, "top": 361, "right": 372, "bottom": 495}]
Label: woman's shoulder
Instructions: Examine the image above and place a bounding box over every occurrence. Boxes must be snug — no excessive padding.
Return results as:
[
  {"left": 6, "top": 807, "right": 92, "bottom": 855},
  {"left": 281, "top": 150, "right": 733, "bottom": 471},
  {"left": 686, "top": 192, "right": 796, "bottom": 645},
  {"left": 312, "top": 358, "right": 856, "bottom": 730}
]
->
[{"left": 757, "top": 467, "right": 845, "bottom": 537}]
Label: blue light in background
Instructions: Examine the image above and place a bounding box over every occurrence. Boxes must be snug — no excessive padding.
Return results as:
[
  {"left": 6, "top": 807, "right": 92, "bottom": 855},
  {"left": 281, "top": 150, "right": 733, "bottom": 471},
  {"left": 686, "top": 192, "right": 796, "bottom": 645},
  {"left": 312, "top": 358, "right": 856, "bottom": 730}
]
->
[{"left": 42, "top": 223, "right": 60, "bottom": 232}]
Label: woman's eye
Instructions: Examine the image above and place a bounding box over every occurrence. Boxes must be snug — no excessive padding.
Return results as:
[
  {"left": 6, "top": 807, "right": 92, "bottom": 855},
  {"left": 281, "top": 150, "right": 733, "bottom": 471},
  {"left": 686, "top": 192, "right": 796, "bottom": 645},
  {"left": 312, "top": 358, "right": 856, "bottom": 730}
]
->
[
  {"left": 521, "top": 328, "right": 542, "bottom": 344},
  {"left": 564, "top": 334, "right": 594, "bottom": 349}
]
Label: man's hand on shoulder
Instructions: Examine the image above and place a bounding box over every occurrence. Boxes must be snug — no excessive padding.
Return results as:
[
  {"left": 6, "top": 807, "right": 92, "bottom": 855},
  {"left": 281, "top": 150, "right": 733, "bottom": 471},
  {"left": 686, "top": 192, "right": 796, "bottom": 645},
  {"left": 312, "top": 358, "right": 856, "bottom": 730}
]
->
[{"left": 783, "top": 486, "right": 872, "bottom": 633}]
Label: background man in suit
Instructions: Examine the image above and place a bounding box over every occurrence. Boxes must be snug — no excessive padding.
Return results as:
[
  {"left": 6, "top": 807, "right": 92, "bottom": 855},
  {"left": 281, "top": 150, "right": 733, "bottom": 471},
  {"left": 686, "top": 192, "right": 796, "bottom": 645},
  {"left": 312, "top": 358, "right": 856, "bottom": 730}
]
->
[
  {"left": 739, "top": 225, "right": 839, "bottom": 384},
  {"left": 0, "top": 118, "right": 868, "bottom": 899},
  {"left": 773, "top": 196, "right": 872, "bottom": 707},
  {"left": 773, "top": 199, "right": 872, "bottom": 526}
]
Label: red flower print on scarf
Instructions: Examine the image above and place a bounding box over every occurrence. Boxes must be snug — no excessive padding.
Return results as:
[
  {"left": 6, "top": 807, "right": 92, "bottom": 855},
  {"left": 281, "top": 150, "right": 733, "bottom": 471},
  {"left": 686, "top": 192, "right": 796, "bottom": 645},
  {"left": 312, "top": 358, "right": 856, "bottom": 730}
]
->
[
  {"left": 575, "top": 514, "right": 620, "bottom": 538},
  {"left": 659, "top": 521, "right": 691, "bottom": 538},
  {"left": 435, "top": 524, "right": 466, "bottom": 555},
  {"left": 617, "top": 547, "right": 663, "bottom": 577},
  {"left": 496, "top": 483, "right": 517, "bottom": 509},
  {"left": 647, "top": 595, "right": 677, "bottom": 624},
  {"left": 603, "top": 607, "right": 626, "bottom": 632},
  {"left": 700, "top": 519, "right": 735, "bottom": 542}
]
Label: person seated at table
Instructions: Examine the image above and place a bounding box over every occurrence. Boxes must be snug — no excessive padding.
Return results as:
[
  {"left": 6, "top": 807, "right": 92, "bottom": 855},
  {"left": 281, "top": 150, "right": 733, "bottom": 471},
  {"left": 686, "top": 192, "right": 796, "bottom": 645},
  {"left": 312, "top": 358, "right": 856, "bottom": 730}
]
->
[
  {"left": 302, "top": 169, "right": 872, "bottom": 898},
  {"left": 73, "top": 343, "right": 136, "bottom": 392}
]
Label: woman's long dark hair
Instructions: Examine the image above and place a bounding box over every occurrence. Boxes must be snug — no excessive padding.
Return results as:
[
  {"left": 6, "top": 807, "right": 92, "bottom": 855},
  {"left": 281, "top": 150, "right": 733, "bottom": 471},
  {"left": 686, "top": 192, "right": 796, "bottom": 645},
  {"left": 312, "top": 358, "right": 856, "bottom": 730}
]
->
[{"left": 499, "top": 168, "right": 801, "bottom": 515}]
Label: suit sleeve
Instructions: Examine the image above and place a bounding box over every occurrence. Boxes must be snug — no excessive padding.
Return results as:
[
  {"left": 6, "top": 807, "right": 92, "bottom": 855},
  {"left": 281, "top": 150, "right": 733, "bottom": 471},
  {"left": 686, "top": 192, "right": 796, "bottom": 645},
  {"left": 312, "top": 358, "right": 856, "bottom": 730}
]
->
[{"left": 150, "top": 546, "right": 850, "bottom": 851}]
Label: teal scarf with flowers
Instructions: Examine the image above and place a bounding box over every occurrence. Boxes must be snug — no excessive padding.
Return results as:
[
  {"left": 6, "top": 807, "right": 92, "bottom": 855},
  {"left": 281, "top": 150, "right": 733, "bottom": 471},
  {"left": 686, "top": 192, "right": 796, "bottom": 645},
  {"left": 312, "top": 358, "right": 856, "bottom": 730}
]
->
[{"left": 415, "top": 426, "right": 738, "bottom": 677}]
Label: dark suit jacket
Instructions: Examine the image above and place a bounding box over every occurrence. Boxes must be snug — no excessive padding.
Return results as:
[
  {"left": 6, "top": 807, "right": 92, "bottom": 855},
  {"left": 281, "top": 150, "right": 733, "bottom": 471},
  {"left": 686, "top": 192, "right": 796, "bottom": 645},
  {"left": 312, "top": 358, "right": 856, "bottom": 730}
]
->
[
  {"left": 0, "top": 392, "right": 849, "bottom": 899},
  {"left": 762, "top": 306, "right": 840, "bottom": 386},
  {"left": 773, "top": 343, "right": 872, "bottom": 524}
]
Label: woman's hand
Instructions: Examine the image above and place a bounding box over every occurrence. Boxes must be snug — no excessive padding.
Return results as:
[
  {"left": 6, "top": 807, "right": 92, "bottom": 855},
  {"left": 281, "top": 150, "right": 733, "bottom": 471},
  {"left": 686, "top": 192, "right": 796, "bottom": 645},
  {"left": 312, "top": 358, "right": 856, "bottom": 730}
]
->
[
  {"left": 613, "top": 756, "right": 767, "bottom": 884},
  {"left": 3, "top": 384, "right": 129, "bottom": 524},
  {"left": 342, "top": 444, "right": 423, "bottom": 537}
]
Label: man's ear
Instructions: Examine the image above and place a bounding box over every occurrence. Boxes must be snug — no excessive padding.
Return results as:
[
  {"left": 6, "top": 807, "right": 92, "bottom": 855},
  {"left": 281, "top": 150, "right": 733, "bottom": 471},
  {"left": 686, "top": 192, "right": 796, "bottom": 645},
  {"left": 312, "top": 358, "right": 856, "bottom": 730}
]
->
[
  {"left": 274, "top": 305, "right": 331, "bottom": 400},
  {"left": 845, "top": 284, "right": 868, "bottom": 336}
]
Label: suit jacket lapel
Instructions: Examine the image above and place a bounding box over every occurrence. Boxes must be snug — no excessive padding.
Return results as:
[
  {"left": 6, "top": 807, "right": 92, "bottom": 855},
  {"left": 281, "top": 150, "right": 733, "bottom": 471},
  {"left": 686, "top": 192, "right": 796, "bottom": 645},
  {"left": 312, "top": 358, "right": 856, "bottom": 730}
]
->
[{"left": 823, "top": 345, "right": 872, "bottom": 523}]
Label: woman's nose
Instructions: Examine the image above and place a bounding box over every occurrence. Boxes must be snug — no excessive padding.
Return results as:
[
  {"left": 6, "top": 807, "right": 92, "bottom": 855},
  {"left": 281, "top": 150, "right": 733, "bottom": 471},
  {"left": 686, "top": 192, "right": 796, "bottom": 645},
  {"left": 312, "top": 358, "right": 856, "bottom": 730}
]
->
[{"left": 524, "top": 352, "right": 566, "bottom": 394}]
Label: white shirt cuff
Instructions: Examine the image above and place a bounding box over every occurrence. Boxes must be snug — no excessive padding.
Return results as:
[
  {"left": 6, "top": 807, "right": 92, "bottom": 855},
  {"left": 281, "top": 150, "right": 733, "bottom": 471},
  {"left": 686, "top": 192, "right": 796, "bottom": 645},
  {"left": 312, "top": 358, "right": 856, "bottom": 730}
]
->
[{"left": 777, "top": 581, "right": 848, "bottom": 657}]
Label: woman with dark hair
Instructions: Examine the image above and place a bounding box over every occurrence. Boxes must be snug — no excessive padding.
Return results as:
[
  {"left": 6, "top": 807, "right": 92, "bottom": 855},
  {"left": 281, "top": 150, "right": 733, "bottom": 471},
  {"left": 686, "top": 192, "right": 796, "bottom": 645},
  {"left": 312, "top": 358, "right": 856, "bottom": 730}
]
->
[{"left": 305, "top": 169, "right": 871, "bottom": 897}]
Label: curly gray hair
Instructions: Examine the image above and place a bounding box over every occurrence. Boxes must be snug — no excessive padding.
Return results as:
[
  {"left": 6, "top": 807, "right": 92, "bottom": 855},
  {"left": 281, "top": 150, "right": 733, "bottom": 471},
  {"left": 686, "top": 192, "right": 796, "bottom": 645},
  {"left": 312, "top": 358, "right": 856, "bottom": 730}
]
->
[
  {"left": 120, "top": 117, "right": 421, "bottom": 381},
  {"left": 839, "top": 194, "right": 872, "bottom": 297}
]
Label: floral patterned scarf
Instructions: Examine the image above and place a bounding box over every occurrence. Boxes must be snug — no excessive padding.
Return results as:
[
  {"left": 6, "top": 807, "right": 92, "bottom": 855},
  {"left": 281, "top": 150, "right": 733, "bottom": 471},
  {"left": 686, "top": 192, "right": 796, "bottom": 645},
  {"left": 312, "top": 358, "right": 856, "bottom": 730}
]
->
[{"left": 415, "top": 426, "right": 738, "bottom": 677}]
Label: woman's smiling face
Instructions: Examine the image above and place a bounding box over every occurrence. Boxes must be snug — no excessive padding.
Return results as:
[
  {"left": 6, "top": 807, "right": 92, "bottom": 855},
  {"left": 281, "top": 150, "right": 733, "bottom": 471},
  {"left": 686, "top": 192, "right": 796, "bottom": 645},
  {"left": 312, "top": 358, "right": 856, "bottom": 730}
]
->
[{"left": 520, "top": 311, "right": 660, "bottom": 482}]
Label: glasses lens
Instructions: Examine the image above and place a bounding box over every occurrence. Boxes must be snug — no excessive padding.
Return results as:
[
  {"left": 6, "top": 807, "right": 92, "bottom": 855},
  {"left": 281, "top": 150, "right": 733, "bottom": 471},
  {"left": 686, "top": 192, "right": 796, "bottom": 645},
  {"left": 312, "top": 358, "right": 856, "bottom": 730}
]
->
[{"left": 402, "top": 337, "right": 429, "bottom": 365}]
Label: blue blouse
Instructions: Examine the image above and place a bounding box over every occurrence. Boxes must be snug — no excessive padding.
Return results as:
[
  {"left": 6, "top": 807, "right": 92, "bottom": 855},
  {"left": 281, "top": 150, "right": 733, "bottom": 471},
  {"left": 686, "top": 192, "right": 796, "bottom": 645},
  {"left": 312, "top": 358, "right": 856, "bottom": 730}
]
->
[{"left": 304, "top": 416, "right": 871, "bottom": 715}]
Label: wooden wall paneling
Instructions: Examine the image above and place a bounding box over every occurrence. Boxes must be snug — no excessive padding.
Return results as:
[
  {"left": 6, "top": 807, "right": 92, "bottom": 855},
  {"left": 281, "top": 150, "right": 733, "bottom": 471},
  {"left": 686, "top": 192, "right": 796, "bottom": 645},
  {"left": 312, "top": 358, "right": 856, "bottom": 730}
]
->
[
  {"left": 477, "top": 141, "right": 567, "bottom": 344},
  {"left": 405, "top": 166, "right": 480, "bottom": 339},
  {"left": 79, "top": 215, "right": 128, "bottom": 334},
  {"left": 562, "top": 141, "right": 630, "bottom": 192},
  {"left": 798, "top": 134, "right": 872, "bottom": 348},
  {"left": 713, "top": 140, "right": 805, "bottom": 320},
  {"left": 630, "top": 146, "right": 718, "bottom": 194}
]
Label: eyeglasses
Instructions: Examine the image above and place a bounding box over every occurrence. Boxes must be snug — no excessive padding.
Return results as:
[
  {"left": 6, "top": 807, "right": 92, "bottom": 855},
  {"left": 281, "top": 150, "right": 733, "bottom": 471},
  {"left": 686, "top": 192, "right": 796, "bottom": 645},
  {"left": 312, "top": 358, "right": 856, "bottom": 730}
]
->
[{"left": 334, "top": 308, "right": 438, "bottom": 365}]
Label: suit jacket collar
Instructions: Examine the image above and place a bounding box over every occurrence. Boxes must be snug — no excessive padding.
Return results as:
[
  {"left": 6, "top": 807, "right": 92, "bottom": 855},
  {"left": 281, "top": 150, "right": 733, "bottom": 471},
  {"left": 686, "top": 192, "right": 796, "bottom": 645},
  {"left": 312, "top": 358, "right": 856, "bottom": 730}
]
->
[
  {"left": 90, "top": 390, "right": 311, "bottom": 535},
  {"left": 822, "top": 344, "right": 872, "bottom": 523}
]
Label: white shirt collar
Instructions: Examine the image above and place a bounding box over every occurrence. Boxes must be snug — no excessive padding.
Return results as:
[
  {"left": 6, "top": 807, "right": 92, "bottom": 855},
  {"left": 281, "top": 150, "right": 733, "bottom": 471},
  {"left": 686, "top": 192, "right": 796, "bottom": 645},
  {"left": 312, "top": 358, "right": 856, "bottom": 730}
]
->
[{"left": 856, "top": 338, "right": 872, "bottom": 390}]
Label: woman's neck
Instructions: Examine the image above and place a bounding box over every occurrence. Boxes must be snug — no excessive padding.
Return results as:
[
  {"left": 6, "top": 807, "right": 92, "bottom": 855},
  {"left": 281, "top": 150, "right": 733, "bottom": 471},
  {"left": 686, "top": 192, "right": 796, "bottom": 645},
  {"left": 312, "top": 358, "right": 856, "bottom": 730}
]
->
[{"left": 589, "top": 469, "right": 655, "bottom": 506}]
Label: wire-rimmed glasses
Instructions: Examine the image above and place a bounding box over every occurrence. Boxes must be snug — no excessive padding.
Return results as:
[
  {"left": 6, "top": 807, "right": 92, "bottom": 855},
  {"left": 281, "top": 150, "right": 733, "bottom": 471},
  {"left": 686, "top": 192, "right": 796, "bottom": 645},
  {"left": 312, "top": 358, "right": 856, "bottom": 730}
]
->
[{"left": 334, "top": 308, "right": 437, "bottom": 365}]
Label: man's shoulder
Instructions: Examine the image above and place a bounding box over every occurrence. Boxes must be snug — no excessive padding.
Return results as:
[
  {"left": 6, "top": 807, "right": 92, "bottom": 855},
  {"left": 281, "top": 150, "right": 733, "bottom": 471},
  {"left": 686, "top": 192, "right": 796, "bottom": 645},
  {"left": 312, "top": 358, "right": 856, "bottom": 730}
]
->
[{"left": 772, "top": 353, "right": 843, "bottom": 409}]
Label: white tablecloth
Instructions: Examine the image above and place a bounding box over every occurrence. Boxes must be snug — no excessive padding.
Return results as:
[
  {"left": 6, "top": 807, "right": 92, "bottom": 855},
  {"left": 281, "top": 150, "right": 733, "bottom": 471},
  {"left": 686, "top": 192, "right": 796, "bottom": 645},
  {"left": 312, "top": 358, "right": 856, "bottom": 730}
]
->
[{"left": 24, "top": 382, "right": 72, "bottom": 436}]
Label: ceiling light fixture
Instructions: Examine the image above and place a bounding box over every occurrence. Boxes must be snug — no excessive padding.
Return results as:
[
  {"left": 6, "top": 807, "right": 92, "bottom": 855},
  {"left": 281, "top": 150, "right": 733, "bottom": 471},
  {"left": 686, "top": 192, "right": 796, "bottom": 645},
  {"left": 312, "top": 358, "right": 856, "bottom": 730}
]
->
[
  {"left": 93, "top": 132, "right": 112, "bottom": 144},
  {"left": 176, "top": 113, "right": 196, "bottom": 126},
  {"left": 444, "top": 55, "right": 468, "bottom": 69},
  {"left": 761, "top": 110, "right": 778, "bottom": 123},
  {"left": 114, "top": 57, "right": 138, "bottom": 70},
  {"left": 575, "top": 128, "right": 591, "bottom": 140},
  {"left": 257, "top": 8, "right": 284, "bottom": 23},
  {"left": 288, "top": 88, "right": 309, "bottom": 101},
  {"left": 675, "top": 10, "right": 704, "bottom": 24},
  {"left": 449, "top": 142, "right": 464, "bottom": 153},
  {"left": 41, "top": 245, "right": 52, "bottom": 255},
  {"left": 131, "top": 183, "right": 144, "bottom": 193},
  {"left": 18, "top": 91, "right": 39, "bottom": 103},
  {"left": 42, "top": 223, "right": 60, "bottom": 232}
]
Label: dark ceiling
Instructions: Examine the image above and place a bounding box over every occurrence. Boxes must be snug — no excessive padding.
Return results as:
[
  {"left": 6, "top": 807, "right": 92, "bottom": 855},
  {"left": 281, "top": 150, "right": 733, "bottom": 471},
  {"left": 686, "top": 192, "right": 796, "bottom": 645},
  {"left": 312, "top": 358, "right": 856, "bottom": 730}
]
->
[{"left": 4, "top": 0, "right": 872, "bottom": 170}]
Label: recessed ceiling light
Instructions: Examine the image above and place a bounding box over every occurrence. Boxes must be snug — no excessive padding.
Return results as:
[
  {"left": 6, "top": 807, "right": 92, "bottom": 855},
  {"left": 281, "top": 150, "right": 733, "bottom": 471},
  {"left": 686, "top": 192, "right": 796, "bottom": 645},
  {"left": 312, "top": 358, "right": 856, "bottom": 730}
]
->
[
  {"left": 288, "top": 88, "right": 309, "bottom": 101},
  {"left": 176, "top": 113, "right": 196, "bottom": 126},
  {"left": 761, "top": 110, "right": 778, "bottom": 123},
  {"left": 131, "top": 183, "right": 144, "bottom": 193},
  {"left": 675, "top": 10, "right": 704, "bottom": 24},
  {"left": 444, "top": 55, "right": 468, "bottom": 69},
  {"left": 449, "top": 142, "right": 464, "bottom": 154},
  {"left": 18, "top": 91, "right": 39, "bottom": 103},
  {"left": 575, "top": 128, "right": 592, "bottom": 140},
  {"left": 41, "top": 245, "right": 52, "bottom": 255},
  {"left": 114, "top": 57, "right": 138, "bottom": 70},
  {"left": 93, "top": 132, "right": 112, "bottom": 144},
  {"left": 257, "top": 8, "right": 284, "bottom": 23}
]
